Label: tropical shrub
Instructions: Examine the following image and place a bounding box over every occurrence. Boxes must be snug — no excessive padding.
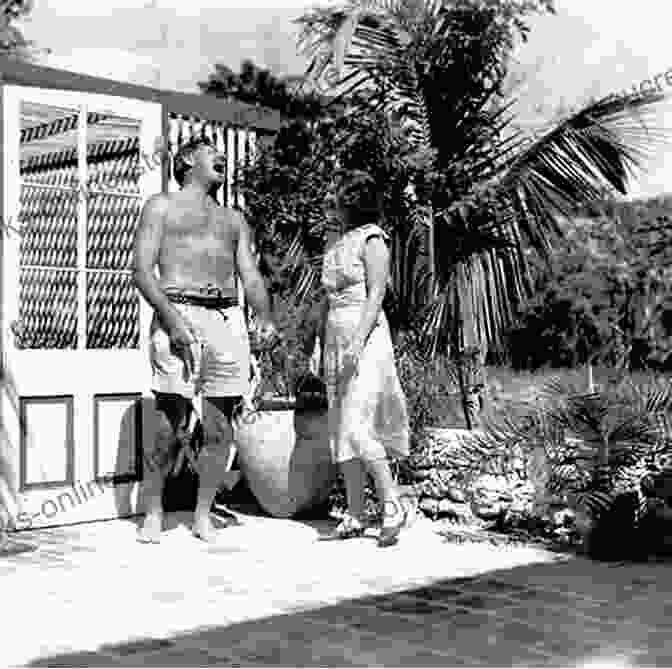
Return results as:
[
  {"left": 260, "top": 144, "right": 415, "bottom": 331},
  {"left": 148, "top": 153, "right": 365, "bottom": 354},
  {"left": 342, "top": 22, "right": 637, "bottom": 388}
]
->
[{"left": 452, "top": 374, "right": 672, "bottom": 557}]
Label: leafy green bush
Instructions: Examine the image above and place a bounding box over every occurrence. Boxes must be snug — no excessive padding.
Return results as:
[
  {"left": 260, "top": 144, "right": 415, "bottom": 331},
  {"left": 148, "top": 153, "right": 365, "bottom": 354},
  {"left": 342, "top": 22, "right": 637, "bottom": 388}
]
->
[{"left": 394, "top": 331, "right": 463, "bottom": 445}]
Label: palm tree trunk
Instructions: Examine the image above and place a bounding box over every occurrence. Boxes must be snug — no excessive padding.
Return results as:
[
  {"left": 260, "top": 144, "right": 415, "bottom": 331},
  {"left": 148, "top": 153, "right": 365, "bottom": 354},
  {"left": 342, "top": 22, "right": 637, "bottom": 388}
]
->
[
  {"left": 455, "top": 356, "right": 474, "bottom": 430},
  {"left": 451, "top": 300, "right": 478, "bottom": 430},
  {"left": 426, "top": 208, "right": 435, "bottom": 302},
  {"left": 595, "top": 436, "right": 611, "bottom": 492}
]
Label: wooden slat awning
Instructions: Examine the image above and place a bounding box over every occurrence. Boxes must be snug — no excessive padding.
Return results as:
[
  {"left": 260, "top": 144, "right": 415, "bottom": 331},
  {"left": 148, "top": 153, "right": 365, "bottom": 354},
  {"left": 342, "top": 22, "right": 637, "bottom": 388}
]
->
[
  {"left": 20, "top": 136, "right": 140, "bottom": 173},
  {"left": 21, "top": 111, "right": 106, "bottom": 144},
  {"left": 0, "top": 56, "right": 281, "bottom": 133}
]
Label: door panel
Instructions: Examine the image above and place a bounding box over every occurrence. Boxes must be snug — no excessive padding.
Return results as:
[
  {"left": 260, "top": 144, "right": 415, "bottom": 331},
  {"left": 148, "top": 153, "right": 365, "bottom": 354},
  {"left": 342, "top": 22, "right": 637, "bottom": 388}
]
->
[{"left": 1, "top": 85, "right": 161, "bottom": 528}]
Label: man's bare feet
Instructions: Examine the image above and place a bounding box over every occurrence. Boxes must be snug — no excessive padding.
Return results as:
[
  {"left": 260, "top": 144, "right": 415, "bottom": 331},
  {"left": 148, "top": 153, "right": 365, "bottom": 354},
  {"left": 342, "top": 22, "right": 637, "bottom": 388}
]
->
[
  {"left": 192, "top": 511, "right": 239, "bottom": 542},
  {"left": 192, "top": 513, "right": 216, "bottom": 543},
  {"left": 137, "top": 511, "right": 163, "bottom": 544}
]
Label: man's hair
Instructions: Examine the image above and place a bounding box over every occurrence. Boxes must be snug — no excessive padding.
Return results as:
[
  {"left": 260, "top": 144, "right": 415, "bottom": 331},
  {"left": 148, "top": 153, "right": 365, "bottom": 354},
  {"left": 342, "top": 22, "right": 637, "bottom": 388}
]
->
[
  {"left": 335, "top": 170, "right": 382, "bottom": 227},
  {"left": 172, "top": 136, "right": 214, "bottom": 187}
]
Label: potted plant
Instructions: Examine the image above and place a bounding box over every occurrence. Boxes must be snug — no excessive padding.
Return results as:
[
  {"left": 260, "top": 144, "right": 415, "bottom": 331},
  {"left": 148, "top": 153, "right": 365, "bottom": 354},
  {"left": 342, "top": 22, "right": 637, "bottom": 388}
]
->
[{"left": 232, "top": 305, "right": 337, "bottom": 519}]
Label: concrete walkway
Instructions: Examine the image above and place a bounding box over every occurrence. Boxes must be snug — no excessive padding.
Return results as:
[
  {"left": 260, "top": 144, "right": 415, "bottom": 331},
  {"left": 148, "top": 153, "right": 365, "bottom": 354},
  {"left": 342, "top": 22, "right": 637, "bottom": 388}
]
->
[{"left": 1, "top": 510, "right": 670, "bottom": 667}]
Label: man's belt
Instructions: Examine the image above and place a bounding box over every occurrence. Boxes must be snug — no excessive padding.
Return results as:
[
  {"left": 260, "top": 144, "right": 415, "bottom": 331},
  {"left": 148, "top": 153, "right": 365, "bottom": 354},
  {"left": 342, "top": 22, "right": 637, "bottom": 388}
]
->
[{"left": 164, "top": 288, "right": 239, "bottom": 310}]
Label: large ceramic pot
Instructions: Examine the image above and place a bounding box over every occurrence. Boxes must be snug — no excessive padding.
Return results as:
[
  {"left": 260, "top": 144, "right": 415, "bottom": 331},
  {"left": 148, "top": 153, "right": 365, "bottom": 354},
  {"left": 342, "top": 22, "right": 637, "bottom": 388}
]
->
[{"left": 233, "top": 397, "right": 337, "bottom": 518}]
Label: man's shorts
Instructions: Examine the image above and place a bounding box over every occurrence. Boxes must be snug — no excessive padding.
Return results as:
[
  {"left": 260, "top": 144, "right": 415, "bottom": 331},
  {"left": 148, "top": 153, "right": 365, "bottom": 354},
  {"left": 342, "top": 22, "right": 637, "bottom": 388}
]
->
[{"left": 150, "top": 303, "right": 250, "bottom": 399}]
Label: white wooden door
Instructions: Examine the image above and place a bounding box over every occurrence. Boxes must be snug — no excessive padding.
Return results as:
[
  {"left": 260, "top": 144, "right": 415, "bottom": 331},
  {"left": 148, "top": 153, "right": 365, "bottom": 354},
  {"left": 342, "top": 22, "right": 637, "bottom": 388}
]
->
[{"left": 1, "top": 85, "right": 162, "bottom": 528}]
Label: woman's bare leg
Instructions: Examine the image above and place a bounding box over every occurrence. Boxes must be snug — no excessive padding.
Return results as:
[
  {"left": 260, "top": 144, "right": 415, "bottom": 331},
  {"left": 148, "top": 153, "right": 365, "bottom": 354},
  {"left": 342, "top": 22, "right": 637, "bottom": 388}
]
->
[
  {"left": 367, "top": 457, "right": 403, "bottom": 525},
  {"left": 340, "top": 458, "right": 367, "bottom": 522}
]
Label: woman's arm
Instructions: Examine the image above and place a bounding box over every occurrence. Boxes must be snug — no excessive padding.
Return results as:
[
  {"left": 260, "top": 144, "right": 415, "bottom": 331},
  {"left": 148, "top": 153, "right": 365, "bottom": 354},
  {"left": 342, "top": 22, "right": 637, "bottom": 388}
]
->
[
  {"left": 315, "top": 295, "right": 330, "bottom": 376},
  {"left": 351, "top": 235, "right": 390, "bottom": 352}
]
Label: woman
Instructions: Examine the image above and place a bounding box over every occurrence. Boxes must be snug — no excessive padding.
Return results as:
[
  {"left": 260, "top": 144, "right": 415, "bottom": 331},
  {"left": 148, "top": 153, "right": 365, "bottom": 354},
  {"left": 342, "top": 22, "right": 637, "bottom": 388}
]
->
[{"left": 319, "top": 171, "right": 410, "bottom": 547}]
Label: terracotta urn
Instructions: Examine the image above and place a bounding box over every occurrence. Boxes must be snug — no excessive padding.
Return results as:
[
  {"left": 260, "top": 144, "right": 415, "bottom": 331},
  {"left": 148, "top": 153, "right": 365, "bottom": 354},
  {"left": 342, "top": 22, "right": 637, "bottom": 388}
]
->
[{"left": 233, "top": 398, "right": 337, "bottom": 518}]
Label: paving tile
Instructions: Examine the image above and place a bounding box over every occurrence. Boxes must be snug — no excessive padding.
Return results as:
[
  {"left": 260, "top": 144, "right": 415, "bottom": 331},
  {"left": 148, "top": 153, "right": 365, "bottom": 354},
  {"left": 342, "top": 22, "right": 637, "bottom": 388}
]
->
[
  {"left": 28, "top": 651, "right": 126, "bottom": 667},
  {"left": 504, "top": 586, "right": 580, "bottom": 608},
  {"left": 287, "top": 623, "right": 382, "bottom": 651},
  {"left": 206, "top": 634, "right": 361, "bottom": 666},
  {"left": 226, "top": 647, "right": 310, "bottom": 666},
  {"left": 440, "top": 575, "right": 482, "bottom": 587},
  {"left": 352, "top": 644, "right": 464, "bottom": 667},
  {"left": 404, "top": 584, "right": 464, "bottom": 600},
  {"left": 431, "top": 606, "right": 496, "bottom": 629},
  {"left": 452, "top": 592, "right": 518, "bottom": 610},
  {"left": 636, "top": 627, "right": 672, "bottom": 652},
  {"left": 224, "top": 646, "right": 361, "bottom": 667},
  {"left": 631, "top": 650, "right": 672, "bottom": 667},
  {"left": 178, "top": 615, "right": 380, "bottom": 660},
  {"left": 521, "top": 580, "right": 613, "bottom": 603},
  {"left": 366, "top": 591, "right": 424, "bottom": 606},
  {"left": 373, "top": 595, "right": 452, "bottom": 615},
  {"left": 421, "top": 622, "right": 518, "bottom": 659},
  {"left": 374, "top": 595, "right": 469, "bottom": 618},
  {"left": 582, "top": 600, "right": 669, "bottom": 629},
  {"left": 535, "top": 636, "right": 606, "bottom": 661},
  {"left": 491, "top": 619, "right": 553, "bottom": 647},
  {"left": 299, "top": 650, "right": 362, "bottom": 666},
  {"left": 464, "top": 640, "right": 553, "bottom": 667},
  {"left": 304, "top": 604, "right": 430, "bottom": 636},
  {"left": 504, "top": 602, "right": 596, "bottom": 629},
  {"left": 465, "top": 578, "right": 530, "bottom": 594},
  {"left": 429, "top": 617, "right": 515, "bottom": 654},
  {"left": 171, "top": 624, "right": 276, "bottom": 650},
  {"left": 312, "top": 611, "right": 481, "bottom": 658},
  {"left": 530, "top": 619, "right": 638, "bottom": 662},
  {"left": 117, "top": 647, "right": 238, "bottom": 666},
  {"left": 99, "top": 637, "right": 176, "bottom": 657}
]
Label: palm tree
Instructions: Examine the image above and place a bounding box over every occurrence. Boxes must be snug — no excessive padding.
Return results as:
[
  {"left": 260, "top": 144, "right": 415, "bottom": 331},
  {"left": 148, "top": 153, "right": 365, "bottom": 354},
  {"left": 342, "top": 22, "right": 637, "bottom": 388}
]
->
[{"left": 296, "top": 0, "right": 671, "bottom": 428}]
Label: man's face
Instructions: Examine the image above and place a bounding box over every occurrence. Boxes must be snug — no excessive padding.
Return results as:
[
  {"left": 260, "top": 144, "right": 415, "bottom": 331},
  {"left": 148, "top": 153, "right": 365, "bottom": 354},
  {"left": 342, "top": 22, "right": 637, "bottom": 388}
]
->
[{"left": 190, "top": 143, "right": 226, "bottom": 185}]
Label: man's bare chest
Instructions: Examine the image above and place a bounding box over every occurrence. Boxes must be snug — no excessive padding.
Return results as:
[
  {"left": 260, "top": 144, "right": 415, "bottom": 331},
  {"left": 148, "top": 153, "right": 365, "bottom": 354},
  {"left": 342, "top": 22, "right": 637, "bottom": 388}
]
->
[{"left": 163, "top": 209, "right": 236, "bottom": 252}]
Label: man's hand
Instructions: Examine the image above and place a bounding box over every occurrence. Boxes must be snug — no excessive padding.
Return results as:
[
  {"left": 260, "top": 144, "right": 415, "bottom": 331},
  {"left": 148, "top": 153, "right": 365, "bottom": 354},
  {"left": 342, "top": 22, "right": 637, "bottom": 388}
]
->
[
  {"left": 342, "top": 336, "right": 364, "bottom": 381},
  {"left": 257, "top": 320, "right": 281, "bottom": 345},
  {"left": 166, "top": 316, "right": 197, "bottom": 379},
  {"left": 254, "top": 320, "right": 284, "bottom": 359}
]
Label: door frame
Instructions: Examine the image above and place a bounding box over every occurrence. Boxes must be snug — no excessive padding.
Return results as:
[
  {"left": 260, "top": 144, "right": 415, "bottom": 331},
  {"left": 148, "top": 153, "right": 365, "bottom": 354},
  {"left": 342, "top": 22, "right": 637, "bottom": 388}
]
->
[{"left": 1, "top": 83, "right": 162, "bottom": 529}]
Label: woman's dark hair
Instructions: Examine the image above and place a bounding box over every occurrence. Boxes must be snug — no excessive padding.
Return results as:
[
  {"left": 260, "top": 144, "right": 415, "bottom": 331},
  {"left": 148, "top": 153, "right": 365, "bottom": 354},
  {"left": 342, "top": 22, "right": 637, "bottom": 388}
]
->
[{"left": 335, "top": 170, "right": 382, "bottom": 229}]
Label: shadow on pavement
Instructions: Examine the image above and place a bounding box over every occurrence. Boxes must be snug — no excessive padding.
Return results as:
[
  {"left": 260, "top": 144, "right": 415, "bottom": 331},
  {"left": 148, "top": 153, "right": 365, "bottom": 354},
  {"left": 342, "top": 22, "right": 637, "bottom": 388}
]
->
[{"left": 27, "top": 557, "right": 672, "bottom": 667}]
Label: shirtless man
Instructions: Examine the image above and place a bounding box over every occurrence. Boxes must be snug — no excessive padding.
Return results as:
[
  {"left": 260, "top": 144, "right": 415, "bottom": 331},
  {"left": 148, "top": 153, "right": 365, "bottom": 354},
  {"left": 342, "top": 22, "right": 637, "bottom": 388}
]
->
[{"left": 132, "top": 136, "right": 277, "bottom": 543}]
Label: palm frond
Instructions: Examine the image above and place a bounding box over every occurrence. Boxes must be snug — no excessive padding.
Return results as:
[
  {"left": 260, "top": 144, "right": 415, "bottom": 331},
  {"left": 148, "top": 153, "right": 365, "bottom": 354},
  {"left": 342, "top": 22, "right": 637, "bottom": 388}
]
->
[
  {"left": 495, "top": 92, "right": 672, "bottom": 257},
  {"left": 574, "top": 490, "right": 614, "bottom": 518},
  {"left": 298, "top": 3, "right": 436, "bottom": 163}
]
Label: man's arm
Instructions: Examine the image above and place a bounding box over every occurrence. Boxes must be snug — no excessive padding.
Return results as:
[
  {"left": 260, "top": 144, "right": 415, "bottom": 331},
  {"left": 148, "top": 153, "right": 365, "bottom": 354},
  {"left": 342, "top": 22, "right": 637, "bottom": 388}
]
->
[
  {"left": 234, "top": 211, "right": 275, "bottom": 328},
  {"left": 132, "top": 194, "right": 195, "bottom": 373}
]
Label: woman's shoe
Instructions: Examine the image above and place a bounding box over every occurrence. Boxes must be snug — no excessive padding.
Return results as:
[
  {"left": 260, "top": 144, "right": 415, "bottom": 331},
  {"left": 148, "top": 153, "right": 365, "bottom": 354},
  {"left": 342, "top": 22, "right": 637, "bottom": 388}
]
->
[
  {"left": 320, "top": 514, "right": 366, "bottom": 541},
  {"left": 378, "top": 502, "right": 408, "bottom": 548}
]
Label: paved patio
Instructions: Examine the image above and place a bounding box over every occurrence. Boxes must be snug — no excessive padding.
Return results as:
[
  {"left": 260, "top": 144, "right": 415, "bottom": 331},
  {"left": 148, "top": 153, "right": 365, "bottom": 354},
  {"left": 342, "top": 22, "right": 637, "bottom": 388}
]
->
[{"left": 1, "top": 509, "right": 671, "bottom": 667}]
